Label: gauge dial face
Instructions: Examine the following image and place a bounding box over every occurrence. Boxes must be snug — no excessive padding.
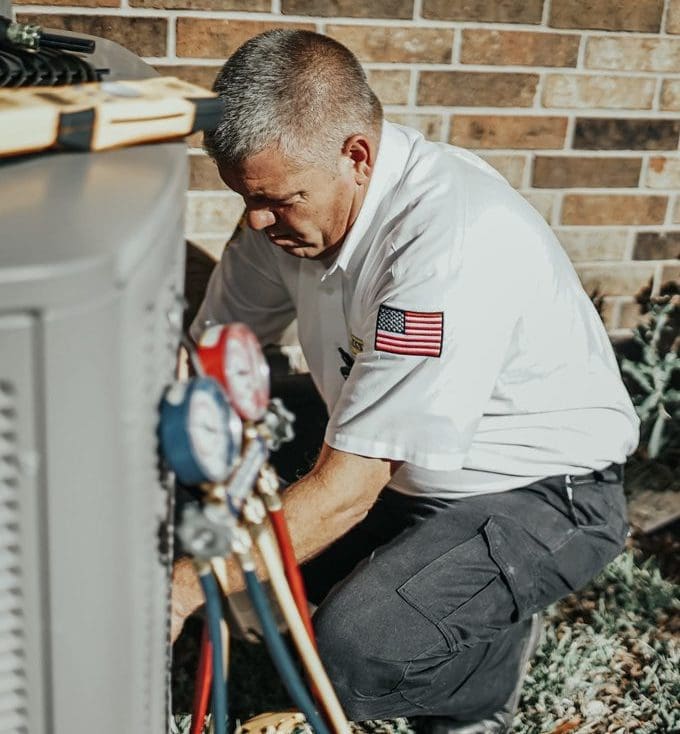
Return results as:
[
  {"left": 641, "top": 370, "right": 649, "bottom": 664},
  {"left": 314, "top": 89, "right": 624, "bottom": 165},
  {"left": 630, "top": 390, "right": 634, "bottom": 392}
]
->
[
  {"left": 223, "top": 325, "right": 270, "bottom": 421},
  {"left": 187, "top": 380, "right": 241, "bottom": 482}
]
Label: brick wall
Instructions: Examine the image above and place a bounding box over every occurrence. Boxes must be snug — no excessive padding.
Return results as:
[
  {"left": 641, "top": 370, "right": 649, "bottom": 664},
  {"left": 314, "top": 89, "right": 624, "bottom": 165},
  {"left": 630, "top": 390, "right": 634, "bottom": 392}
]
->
[{"left": 15, "top": 0, "right": 680, "bottom": 333}]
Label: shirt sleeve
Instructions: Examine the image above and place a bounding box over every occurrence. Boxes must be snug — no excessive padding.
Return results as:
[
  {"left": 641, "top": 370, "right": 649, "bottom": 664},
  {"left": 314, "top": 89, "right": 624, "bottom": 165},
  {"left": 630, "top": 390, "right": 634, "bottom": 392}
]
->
[
  {"left": 190, "top": 225, "right": 296, "bottom": 345},
  {"left": 325, "top": 198, "right": 535, "bottom": 471}
]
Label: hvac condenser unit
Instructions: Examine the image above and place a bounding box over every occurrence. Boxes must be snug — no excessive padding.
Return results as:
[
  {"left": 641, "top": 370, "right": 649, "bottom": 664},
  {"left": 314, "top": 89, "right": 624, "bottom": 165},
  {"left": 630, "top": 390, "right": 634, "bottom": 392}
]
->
[{"left": 0, "top": 32, "right": 186, "bottom": 734}]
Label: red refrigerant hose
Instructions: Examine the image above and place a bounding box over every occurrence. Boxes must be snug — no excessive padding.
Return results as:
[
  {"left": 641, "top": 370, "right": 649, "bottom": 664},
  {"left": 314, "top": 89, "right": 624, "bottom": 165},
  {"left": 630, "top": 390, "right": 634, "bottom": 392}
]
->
[
  {"left": 268, "top": 507, "right": 317, "bottom": 647},
  {"left": 190, "top": 622, "right": 213, "bottom": 734}
]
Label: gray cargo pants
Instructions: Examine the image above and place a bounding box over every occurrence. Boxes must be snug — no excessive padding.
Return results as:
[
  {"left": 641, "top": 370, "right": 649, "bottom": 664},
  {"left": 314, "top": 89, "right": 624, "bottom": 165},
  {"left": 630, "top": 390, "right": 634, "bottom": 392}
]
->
[{"left": 301, "top": 468, "right": 628, "bottom": 722}]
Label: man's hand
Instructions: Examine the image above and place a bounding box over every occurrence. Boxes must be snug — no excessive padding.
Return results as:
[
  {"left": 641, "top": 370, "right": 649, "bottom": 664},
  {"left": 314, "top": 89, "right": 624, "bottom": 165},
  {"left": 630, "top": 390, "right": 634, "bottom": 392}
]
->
[
  {"left": 170, "top": 556, "right": 202, "bottom": 644},
  {"left": 169, "top": 443, "right": 398, "bottom": 643}
]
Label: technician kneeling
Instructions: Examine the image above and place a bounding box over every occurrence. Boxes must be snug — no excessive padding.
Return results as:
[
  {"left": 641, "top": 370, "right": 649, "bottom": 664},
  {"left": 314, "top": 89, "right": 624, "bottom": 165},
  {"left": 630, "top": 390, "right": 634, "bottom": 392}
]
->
[{"left": 172, "top": 29, "right": 638, "bottom": 734}]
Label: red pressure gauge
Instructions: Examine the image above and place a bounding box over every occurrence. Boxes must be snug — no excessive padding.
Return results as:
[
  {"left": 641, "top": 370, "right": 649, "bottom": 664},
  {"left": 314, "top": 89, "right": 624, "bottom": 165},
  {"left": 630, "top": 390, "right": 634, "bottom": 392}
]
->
[{"left": 197, "top": 323, "right": 270, "bottom": 422}]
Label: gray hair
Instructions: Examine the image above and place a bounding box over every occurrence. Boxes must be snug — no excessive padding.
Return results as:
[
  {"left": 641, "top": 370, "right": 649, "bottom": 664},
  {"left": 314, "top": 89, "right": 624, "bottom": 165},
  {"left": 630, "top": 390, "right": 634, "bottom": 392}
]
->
[{"left": 203, "top": 29, "right": 383, "bottom": 170}]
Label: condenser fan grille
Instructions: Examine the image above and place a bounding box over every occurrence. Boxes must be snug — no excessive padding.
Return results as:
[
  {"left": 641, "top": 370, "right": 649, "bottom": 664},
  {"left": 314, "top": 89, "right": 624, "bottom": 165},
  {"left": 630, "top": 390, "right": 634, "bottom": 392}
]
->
[{"left": 0, "top": 382, "right": 29, "bottom": 732}]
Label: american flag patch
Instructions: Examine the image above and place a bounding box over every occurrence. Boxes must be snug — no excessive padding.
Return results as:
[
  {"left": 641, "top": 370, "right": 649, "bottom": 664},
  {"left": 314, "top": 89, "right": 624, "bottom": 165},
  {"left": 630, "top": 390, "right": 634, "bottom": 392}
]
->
[{"left": 375, "top": 304, "right": 443, "bottom": 357}]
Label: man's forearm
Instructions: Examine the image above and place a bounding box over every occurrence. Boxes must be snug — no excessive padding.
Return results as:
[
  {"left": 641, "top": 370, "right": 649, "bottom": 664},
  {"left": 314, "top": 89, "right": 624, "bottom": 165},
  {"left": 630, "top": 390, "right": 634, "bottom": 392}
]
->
[
  {"left": 171, "top": 453, "right": 383, "bottom": 623},
  {"left": 169, "top": 445, "right": 394, "bottom": 643}
]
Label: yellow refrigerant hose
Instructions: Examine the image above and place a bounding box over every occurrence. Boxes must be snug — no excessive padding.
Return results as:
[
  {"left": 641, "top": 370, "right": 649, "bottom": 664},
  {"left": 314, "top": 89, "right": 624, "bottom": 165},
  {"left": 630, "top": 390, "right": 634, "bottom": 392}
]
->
[{"left": 253, "top": 527, "right": 351, "bottom": 734}]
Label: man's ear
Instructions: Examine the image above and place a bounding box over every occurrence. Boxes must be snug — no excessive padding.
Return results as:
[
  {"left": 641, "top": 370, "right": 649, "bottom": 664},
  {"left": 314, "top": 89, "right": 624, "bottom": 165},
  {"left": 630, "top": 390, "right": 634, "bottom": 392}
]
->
[{"left": 343, "top": 134, "right": 375, "bottom": 185}]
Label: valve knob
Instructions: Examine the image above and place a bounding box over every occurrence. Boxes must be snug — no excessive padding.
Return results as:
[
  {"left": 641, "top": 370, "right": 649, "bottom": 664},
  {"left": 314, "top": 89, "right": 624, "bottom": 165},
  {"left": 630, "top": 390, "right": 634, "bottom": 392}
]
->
[{"left": 263, "top": 398, "right": 295, "bottom": 451}]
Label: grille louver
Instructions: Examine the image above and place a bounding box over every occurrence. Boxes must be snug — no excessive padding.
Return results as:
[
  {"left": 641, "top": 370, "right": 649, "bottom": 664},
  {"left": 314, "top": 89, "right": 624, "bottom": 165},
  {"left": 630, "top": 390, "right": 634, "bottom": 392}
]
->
[{"left": 0, "top": 382, "right": 29, "bottom": 732}]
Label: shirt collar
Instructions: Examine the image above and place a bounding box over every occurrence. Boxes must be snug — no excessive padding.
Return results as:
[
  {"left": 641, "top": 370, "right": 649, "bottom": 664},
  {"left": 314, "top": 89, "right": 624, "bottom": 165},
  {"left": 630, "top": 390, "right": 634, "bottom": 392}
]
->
[{"left": 321, "top": 121, "right": 412, "bottom": 282}]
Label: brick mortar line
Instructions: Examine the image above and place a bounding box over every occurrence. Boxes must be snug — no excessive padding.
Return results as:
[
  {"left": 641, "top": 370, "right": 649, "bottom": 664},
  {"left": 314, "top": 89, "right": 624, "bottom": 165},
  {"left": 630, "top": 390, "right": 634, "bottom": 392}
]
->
[
  {"left": 412, "top": 0, "right": 422, "bottom": 22},
  {"left": 653, "top": 76, "right": 664, "bottom": 112},
  {"left": 381, "top": 105, "right": 680, "bottom": 120},
  {"left": 640, "top": 154, "right": 652, "bottom": 189},
  {"left": 623, "top": 230, "right": 636, "bottom": 260},
  {"left": 610, "top": 300, "right": 623, "bottom": 330},
  {"left": 185, "top": 185, "right": 680, "bottom": 202},
  {"left": 576, "top": 260, "right": 668, "bottom": 268},
  {"left": 664, "top": 193, "right": 677, "bottom": 225},
  {"left": 451, "top": 26, "right": 461, "bottom": 64},
  {"left": 407, "top": 68, "right": 417, "bottom": 108},
  {"left": 577, "top": 32, "right": 588, "bottom": 70},
  {"left": 555, "top": 224, "right": 680, "bottom": 230},
  {"left": 271, "top": 0, "right": 281, "bottom": 13},
  {"left": 542, "top": 0, "right": 552, "bottom": 26},
  {"left": 155, "top": 56, "right": 680, "bottom": 79},
  {"left": 440, "top": 111, "right": 451, "bottom": 144},
  {"left": 551, "top": 190, "right": 563, "bottom": 224},
  {"left": 166, "top": 12, "right": 176, "bottom": 59},
  {"left": 16, "top": 6, "right": 679, "bottom": 38},
  {"left": 522, "top": 152, "right": 532, "bottom": 189},
  {"left": 661, "top": 0, "right": 670, "bottom": 34}
]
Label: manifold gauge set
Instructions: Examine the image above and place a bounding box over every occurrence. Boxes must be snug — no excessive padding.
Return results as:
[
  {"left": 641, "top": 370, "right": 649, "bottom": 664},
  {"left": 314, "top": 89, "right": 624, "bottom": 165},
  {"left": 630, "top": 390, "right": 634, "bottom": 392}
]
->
[{"left": 157, "top": 323, "right": 350, "bottom": 734}]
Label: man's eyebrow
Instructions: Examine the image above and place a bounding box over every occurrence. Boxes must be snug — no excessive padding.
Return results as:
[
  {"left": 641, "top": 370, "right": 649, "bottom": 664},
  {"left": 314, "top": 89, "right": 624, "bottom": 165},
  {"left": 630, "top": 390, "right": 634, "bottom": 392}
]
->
[{"left": 250, "top": 190, "right": 301, "bottom": 203}]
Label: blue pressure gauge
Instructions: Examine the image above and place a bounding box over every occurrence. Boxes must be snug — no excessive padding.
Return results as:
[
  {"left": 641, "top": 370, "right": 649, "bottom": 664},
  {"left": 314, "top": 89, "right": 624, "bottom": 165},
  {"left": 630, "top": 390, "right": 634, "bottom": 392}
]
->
[{"left": 158, "top": 377, "right": 242, "bottom": 486}]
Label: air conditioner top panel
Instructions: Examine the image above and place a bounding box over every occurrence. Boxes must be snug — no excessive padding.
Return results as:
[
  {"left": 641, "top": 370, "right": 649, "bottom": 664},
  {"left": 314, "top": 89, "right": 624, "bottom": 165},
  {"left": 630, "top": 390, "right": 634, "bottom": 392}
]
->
[{"left": 0, "top": 141, "right": 187, "bottom": 309}]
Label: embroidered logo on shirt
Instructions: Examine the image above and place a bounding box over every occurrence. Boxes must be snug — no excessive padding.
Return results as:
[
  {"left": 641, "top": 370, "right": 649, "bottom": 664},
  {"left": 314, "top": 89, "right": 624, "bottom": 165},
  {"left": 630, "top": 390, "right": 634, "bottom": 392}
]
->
[
  {"left": 375, "top": 304, "right": 443, "bottom": 357},
  {"left": 350, "top": 334, "right": 364, "bottom": 356},
  {"left": 338, "top": 347, "right": 355, "bottom": 379}
]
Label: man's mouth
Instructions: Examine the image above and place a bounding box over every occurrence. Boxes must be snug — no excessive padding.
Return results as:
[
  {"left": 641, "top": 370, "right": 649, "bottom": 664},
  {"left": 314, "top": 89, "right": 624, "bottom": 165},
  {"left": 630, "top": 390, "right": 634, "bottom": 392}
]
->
[{"left": 268, "top": 232, "right": 303, "bottom": 246}]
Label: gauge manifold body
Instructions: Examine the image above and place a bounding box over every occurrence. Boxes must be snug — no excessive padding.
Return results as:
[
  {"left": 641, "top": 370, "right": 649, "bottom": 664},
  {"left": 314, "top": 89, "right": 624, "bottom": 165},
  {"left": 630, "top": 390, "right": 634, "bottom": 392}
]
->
[{"left": 158, "top": 376, "right": 242, "bottom": 485}]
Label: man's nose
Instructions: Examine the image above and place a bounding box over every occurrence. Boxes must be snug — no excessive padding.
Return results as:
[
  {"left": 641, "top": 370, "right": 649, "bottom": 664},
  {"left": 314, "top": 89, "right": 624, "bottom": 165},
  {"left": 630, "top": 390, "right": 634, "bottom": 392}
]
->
[{"left": 247, "top": 207, "right": 276, "bottom": 230}]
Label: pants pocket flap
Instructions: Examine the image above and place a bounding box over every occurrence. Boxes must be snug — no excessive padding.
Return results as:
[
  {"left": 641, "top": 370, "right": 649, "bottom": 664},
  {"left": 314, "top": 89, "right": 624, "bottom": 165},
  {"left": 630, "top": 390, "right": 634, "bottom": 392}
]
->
[{"left": 483, "top": 514, "right": 537, "bottom": 618}]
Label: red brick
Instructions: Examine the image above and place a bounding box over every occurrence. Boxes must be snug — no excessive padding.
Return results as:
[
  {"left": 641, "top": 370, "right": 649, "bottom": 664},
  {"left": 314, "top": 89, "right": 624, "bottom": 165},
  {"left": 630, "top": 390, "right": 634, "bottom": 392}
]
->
[
  {"left": 532, "top": 156, "right": 641, "bottom": 188},
  {"left": 186, "top": 194, "right": 244, "bottom": 234},
  {"left": 131, "top": 0, "right": 266, "bottom": 8},
  {"left": 542, "top": 74, "right": 655, "bottom": 110},
  {"left": 422, "top": 0, "right": 543, "bottom": 23},
  {"left": 176, "top": 19, "right": 315, "bottom": 59},
  {"left": 618, "top": 299, "right": 643, "bottom": 329},
  {"left": 658, "top": 264, "right": 680, "bottom": 290},
  {"left": 645, "top": 157, "right": 680, "bottom": 189},
  {"left": 549, "top": 0, "right": 664, "bottom": 32},
  {"left": 661, "top": 80, "right": 680, "bottom": 111},
  {"left": 523, "top": 192, "right": 554, "bottom": 222},
  {"left": 418, "top": 71, "right": 537, "bottom": 107},
  {"left": 667, "top": 0, "right": 680, "bottom": 34},
  {"left": 15, "top": 13, "right": 166, "bottom": 56},
  {"left": 450, "top": 116, "right": 567, "bottom": 149},
  {"left": 153, "top": 65, "right": 221, "bottom": 90},
  {"left": 326, "top": 25, "right": 453, "bottom": 63},
  {"left": 366, "top": 70, "right": 410, "bottom": 105},
  {"left": 575, "top": 263, "right": 657, "bottom": 297},
  {"left": 585, "top": 37, "right": 680, "bottom": 73},
  {"left": 633, "top": 232, "right": 680, "bottom": 260},
  {"left": 555, "top": 229, "right": 630, "bottom": 262},
  {"left": 281, "top": 0, "right": 413, "bottom": 18},
  {"left": 659, "top": 264, "right": 680, "bottom": 290},
  {"left": 387, "top": 113, "right": 442, "bottom": 141},
  {"left": 478, "top": 155, "right": 526, "bottom": 188},
  {"left": 190, "top": 155, "right": 227, "bottom": 190},
  {"left": 187, "top": 132, "right": 205, "bottom": 150},
  {"left": 461, "top": 30, "right": 578, "bottom": 67},
  {"left": 574, "top": 118, "right": 680, "bottom": 151},
  {"left": 561, "top": 194, "right": 668, "bottom": 225},
  {"left": 15, "top": 0, "right": 117, "bottom": 6}
]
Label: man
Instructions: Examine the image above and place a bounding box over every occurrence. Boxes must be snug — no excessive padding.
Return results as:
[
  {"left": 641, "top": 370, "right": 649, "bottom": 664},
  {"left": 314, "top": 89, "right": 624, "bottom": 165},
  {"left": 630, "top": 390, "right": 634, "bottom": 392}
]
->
[{"left": 172, "top": 29, "right": 638, "bottom": 733}]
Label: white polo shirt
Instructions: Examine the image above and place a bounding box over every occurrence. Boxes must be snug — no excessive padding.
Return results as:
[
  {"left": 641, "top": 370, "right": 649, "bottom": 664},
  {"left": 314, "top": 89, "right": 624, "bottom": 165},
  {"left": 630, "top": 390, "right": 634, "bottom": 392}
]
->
[{"left": 192, "top": 121, "right": 639, "bottom": 498}]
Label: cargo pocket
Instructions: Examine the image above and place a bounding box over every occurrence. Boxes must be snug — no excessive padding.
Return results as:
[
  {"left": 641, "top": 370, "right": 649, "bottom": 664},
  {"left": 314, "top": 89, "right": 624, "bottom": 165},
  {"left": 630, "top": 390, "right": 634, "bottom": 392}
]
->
[{"left": 396, "top": 516, "right": 538, "bottom": 655}]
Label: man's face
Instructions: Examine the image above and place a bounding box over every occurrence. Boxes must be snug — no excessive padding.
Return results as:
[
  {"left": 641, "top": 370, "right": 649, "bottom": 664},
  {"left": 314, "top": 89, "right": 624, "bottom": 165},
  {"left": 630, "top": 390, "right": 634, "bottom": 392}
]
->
[{"left": 218, "top": 142, "right": 370, "bottom": 260}]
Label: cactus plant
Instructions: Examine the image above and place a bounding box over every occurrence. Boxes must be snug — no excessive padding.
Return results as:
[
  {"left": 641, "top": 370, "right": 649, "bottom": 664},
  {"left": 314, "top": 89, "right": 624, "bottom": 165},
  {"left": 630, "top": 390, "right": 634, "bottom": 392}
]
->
[{"left": 619, "top": 294, "right": 680, "bottom": 460}]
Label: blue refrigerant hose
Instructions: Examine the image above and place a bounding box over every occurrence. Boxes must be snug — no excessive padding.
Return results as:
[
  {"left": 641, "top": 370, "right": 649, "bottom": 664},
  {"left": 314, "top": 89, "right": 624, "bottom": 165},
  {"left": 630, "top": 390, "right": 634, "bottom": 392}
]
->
[
  {"left": 198, "top": 569, "right": 228, "bottom": 734},
  {"left": 243, "top": 568, "right": 331, "bottom": 734}
]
